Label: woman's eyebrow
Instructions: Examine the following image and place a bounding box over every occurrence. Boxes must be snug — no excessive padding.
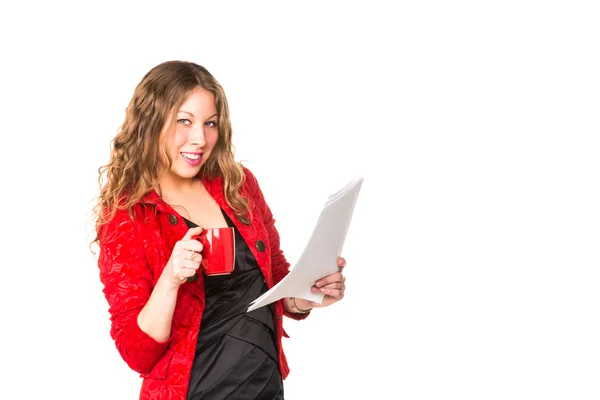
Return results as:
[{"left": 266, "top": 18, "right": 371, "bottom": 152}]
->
[{"left": 177, "top": 111, "right": 218, "bottom": 120}]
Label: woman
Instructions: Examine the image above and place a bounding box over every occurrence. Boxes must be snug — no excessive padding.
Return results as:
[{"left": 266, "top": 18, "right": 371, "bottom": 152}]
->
[{"left": 92, "top": 60, "right": 347, "bottom": 400}]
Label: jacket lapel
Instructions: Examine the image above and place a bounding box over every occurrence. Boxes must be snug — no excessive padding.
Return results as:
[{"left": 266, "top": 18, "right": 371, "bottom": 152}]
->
[{"left": 204, "top": 177, "right": 272, "bottom": 287}]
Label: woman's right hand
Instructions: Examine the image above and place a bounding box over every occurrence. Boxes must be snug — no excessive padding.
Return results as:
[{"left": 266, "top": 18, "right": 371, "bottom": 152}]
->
[{"left": 162, "top": 227, "right": 204, "bottom": 287}]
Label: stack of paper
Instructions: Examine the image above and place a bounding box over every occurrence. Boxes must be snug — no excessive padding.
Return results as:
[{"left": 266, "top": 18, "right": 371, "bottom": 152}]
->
[{"left": 247, "top": 176, "right": 364, "bottom": 312}]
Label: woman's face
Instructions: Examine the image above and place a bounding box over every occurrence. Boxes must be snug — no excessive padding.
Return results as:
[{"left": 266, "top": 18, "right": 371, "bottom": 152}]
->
[{"left": 161, "top": 87, "right": 219, "bottom": 181}]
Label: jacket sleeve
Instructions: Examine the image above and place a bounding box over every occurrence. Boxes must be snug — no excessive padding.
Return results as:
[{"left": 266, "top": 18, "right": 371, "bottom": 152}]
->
[
  {"left": 97, "top": 209, "right": 171, "bottom": 374},
  {"left": 244, "top": 167, "right": 310, "bottom": 321}
]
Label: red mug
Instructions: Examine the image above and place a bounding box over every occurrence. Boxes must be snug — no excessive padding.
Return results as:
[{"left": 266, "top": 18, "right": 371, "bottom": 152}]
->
[{"left": 193, "top": 227, "right": 236, "bottom": 276}]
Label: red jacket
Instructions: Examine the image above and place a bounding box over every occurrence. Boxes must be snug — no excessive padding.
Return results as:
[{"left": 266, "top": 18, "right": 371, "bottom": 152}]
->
[{"left": 97, "top": 167, "right": 307, "bottom": 400}]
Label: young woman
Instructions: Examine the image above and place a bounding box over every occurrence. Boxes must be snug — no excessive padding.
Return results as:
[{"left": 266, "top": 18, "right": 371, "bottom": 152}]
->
[{"left": 92, "top": 60, "right": 347, "bottom": 399}]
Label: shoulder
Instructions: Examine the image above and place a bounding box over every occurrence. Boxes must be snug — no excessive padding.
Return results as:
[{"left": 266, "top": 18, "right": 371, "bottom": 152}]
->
[
  {"left": 97, "top": 208, "right": 135, "bottom": 246},
  {"left": 241, "top": 164, "right": 256, "bottom": 182},
  {"left": 240, "top": 165, "right": 260, "bottom": 192},
  {"left": 97, "top": 198, "right": 151, "bottom": 244}
]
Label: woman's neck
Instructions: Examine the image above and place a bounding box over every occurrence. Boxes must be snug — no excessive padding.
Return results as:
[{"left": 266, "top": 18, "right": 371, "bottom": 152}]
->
[{"left": 156, "top": 174, "right": 203, "bottom": 203}]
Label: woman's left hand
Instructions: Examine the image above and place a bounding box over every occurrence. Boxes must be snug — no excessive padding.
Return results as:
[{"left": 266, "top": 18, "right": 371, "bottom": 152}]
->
[{"left": 309, "top": 256, "right": 347, "bottom": 308}]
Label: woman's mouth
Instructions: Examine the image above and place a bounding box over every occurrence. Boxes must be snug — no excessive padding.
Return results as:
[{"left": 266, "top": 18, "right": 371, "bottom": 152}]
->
[{"left": 181, "top": 152, "right": 203, "bottom": 166}]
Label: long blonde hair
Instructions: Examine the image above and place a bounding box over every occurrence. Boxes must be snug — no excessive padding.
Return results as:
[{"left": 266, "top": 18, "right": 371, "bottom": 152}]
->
[{"left": 92, "top": 61, "right": 248, "bottom": 247}]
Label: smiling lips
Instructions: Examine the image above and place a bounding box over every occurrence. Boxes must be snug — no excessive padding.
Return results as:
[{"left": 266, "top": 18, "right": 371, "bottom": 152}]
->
[{"left": 181, "top": 152, "right": 203, "bottom": 166}]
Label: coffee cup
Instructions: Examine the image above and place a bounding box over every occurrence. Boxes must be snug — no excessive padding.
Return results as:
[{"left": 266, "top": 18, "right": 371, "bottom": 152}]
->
[{"left": 193, "top": 227, "right": 236, "bottom": 276}]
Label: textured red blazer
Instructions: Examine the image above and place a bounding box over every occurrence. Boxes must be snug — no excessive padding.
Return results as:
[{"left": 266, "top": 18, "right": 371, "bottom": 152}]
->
[{"left": 97, "top": 167, "right": 308, "bottom": 400}]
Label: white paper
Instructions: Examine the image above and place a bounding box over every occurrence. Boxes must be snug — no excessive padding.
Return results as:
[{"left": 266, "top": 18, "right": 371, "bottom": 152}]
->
[{"left": 247, "top": 176, "right": 364, "bottom": 312}]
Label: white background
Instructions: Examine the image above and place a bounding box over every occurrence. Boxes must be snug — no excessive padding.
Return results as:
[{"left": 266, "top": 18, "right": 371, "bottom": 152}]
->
[{"left": 1, "top": 1, "right": 599, "bottom": 399}]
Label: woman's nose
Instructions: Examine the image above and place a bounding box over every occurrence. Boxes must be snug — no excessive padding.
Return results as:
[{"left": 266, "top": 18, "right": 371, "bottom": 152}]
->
[{"left": 189, "top": 125, "right": 207, "bottom": 146}]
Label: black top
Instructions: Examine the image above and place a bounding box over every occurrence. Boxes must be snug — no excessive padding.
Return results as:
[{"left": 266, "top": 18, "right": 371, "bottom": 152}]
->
[{"left": 184, "top": 210, "right": 284, "bottom": 400}]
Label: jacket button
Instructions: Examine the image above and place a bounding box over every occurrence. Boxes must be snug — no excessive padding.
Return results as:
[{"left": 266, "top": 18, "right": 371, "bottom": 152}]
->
[
  {"left": 255, "top": 240, "right": 265, "bottom": 252},
  {"left": 169, "top": 214, "right": 178, "bottom": 226},
  {"left": 237, "top": 215, "right": 251, "bottom": 225}
]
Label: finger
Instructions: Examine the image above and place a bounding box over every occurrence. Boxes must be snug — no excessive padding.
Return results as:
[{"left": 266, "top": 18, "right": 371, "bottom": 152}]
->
[
  {"left": 180, "top": 258, "right": 202, "bottom": 270},
  {"left": 315, "top": 272, "right": 344, "bottom": 288},
  {"left": 318, "top": 281, "right": 344, "bottom": 290},
  {"left": 319, "top": 287, "right": 344, "bottom": 299},
  {"left": 173, "top": 247, "right": 199, "bottom": 269},
  {"left": 318, "top": 284, "right": 338, "bottom": 294},
  {"left": 337, "top": 257, "right": 347, "bottom": 271},
  {"left": 173, "top": 231, "right": 204, "bottom": 255},
  {"left": 181, "top": 239, "right": 204, "bottom": 253},
  {"left": 182, "top": 226, "right": 204, "bottom": 240},
  {"left": 176, "top": 261, "right": 202, "bottom": 280},
  {"left": 178, "top": 248, "right": 200, "bottom": 265},
  {"left": 175, "top": 266, "right": 200, "bottom": 279},
  {"left": 179, "top": 264, "right": 200, "bottom": 276}
]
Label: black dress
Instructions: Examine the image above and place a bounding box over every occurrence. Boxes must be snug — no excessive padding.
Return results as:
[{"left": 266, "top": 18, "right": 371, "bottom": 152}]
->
[{"left": 184, "top": 210, "right": 285, "bottom": 400}]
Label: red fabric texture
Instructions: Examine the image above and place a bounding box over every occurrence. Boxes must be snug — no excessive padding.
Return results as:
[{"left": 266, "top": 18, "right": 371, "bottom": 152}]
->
[{"left": 97, "top": 167, "right": 308, "bottom": 400}]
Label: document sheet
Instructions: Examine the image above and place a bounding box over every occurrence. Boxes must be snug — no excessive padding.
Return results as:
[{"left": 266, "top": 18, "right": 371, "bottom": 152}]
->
[{"left": 247, "top": 176, "right": 364, "bottom": 312}]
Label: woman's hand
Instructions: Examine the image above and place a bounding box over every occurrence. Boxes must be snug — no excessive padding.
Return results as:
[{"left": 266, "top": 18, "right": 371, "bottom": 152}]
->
[
  {"left": 161, "top": 227, "right": 204, "bottom": 288},
  {"left": 308, "top": 256, "right": 347, "bottom": 308}
]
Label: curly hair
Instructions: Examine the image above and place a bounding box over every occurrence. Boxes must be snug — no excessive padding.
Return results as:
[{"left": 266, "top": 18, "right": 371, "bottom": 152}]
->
[{"left": 91, "top": 61, "right": 248, "bottom": 248}]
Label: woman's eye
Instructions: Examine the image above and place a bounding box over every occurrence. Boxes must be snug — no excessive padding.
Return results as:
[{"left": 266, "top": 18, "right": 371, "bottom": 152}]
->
[
  {"left": 177, "top": 119, "right": 192, "bottom": 126},
  {"left": 205, "top": 120, "right": 218, "bottom": 127}
]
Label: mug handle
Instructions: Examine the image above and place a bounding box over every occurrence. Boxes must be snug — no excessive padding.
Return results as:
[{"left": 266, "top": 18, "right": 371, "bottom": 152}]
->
[{"left": 187, "top": 233, "right": 209, "bottom": 282}]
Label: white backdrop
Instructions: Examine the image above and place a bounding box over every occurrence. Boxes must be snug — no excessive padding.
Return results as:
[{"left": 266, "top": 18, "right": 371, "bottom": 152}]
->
[{"left": 1, "top": 1, "right": 599, "bottom": 399}]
